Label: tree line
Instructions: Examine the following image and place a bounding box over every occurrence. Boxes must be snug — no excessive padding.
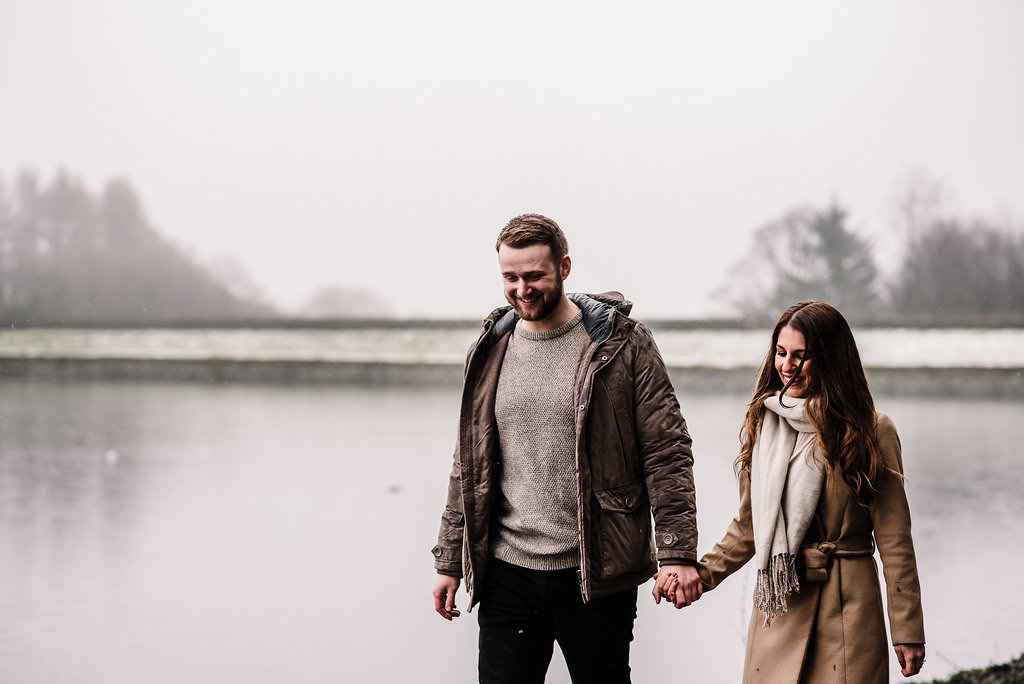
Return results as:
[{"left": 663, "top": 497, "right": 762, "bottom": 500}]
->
[
  {"left": 0, "top": 170, "right": 397, "bottom": 324},
  {"left": 717, "top": 185, "right": 1024, "bottom": 325},
  {"left": 0, "top": 170, "right": 277, "bottom": 324},
  {"left": 2, "top": 169, "right": 1020, "bottom": 326}
]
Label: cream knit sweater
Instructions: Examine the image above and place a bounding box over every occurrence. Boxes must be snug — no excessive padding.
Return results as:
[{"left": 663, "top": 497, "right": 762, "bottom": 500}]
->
[{"left": 491, "top": 311, "right": 588, "bottom": 571}]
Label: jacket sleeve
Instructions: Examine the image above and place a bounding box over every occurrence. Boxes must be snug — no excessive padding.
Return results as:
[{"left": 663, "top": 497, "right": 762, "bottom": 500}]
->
[
  {"left": 432, "top": 445, "right": 465, "bottom": 576},
  {"left": 632, "top": 324, "right": 698, "bottom": 563},
  {"left": 431, "top": 345, "right": 474, "bottom": 577},
  {"left": 697, "top": 469, "right": 756, "bottom": 590},
  {"left": 870, "top": 414, "right": 926, "bottom": 645}
]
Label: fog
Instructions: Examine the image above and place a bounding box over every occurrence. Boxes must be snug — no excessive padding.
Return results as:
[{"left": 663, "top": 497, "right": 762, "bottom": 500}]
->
[{"left": 2, "top": 0, "right": 1022, "bottom": 319}]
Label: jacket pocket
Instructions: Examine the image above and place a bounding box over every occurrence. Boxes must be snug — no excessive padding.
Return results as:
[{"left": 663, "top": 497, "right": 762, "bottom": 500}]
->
[
  {"left": 594, "top": 481, "right": 644, "bottom": 513},
  {"left": 594, "top": 481, "right": 651, "bottom": 579}
]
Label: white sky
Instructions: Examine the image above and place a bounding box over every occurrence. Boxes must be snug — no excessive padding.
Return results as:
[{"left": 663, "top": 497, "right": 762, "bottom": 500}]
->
[{"left": 2, "top": 0, "right": 1022, "bottom": 318}]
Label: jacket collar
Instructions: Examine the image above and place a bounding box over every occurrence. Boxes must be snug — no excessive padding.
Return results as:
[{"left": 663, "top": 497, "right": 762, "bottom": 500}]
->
[{"left": 483, "top": 291, "right": 633, "bottom": 345}]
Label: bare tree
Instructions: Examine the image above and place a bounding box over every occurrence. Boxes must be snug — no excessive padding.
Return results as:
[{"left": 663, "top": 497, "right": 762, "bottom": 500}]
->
[
  {"left": 889, "top": 219, "right": 1024, "bottom": 318},
  {"left": 888, "top": 169, "right": 949, "bottom": 241}
]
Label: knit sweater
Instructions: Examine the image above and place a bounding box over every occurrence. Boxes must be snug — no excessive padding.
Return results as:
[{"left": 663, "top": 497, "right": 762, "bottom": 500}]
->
[{"left": 491, "top": 311, "right": 588, "bottom": 571}]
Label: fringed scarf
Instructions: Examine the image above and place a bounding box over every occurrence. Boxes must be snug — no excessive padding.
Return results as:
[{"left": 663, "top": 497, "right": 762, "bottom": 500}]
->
[{"left": 750, "top": 393, "right": 824, "bottom": 626}]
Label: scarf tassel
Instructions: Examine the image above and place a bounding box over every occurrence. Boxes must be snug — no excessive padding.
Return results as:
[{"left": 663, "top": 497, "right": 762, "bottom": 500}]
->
[{"left": 753, "top": 552, "right": 800, "bottom": 627}]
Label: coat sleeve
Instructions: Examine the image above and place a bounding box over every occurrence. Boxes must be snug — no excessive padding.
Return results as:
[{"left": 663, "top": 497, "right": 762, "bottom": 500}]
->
[
  {"left": 632, "top": 324, "right": 698, "bottom": 563},
  {"left": 431, "top": 346, "right": 474, "bottom": 577},
  {"left": 870, "top": 414, "right": 926, "bottom": 645},
  {"left": 697, "top": 469, "right": 756, "bottom": 590},
  {"left": 432, "top": 445, "right": 465, "bottom": 576}
]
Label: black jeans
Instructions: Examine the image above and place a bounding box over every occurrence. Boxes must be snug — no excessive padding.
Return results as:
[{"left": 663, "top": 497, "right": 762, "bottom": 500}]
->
[{"left": 477, "top": 558, "right": 637, "bottom": 684}]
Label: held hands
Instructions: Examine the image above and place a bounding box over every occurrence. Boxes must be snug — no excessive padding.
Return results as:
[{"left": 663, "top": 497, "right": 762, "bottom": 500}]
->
[
  {"left": 652, "top": 564, "right": 703, "bottom": 608},
  {"left": 432, "top": 574, "right": 461, "bottom": 620},
  {"left": 894, "top": 643, "right": 926, "bottom": 677},
  {"left": 437, "top": 564, "right": 708, "bottom": 617}
]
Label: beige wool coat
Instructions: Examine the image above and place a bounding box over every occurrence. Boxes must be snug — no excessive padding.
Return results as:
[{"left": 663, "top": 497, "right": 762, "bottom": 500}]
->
[{"left": 697, "top": 414, "right": 925, "bottom": 683}]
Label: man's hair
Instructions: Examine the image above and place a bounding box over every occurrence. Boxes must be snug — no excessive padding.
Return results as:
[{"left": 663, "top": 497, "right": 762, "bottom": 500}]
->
[{"left": 495, "top": 214, "right": 569, "bottom": 264}]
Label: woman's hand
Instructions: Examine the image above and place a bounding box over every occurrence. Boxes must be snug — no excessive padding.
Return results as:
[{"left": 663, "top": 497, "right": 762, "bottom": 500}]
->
[
  {"left": 894, "top": 643, "right": 925, "bottom": 677},
  {"left": 652, "top": 565, "right": 703, "bottom": 608}
]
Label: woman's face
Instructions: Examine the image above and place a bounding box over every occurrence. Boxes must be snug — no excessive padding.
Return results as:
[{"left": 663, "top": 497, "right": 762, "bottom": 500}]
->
[{"left": 775, "top": 324, "right": 814, "bottom": 398}]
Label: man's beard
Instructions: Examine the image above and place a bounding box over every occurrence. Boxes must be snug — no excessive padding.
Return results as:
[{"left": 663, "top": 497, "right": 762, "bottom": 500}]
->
[{"left": 509, "top": 274, "right": 563, "bottom": 322}]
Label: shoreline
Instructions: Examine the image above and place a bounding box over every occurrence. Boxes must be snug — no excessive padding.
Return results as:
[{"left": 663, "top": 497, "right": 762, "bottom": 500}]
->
[
  {"left": 926, "top": 653, "right": 1024, "bottom": 683},
  {"left": 2, "top": 358, "right": 1022, "bottom": 397},
  {"left": 6, "top": 316, "right": 1024, "bottom": 330}
]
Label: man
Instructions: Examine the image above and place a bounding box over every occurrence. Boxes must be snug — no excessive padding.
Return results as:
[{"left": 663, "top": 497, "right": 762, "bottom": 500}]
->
[{"left": 430, "top": 214, "right": 698, "bottom": 683}]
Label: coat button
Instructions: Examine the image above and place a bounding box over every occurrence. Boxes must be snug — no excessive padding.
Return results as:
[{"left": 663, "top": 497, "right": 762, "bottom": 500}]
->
[
  {"left": 431, "top": 545, "right": 443, "bottom": 558},
  {"left": 661, "top": 533, "right": 676, "bottom": 545},
  {"left": 578, "top": 404, "right": 585, "bottom": 410},
  {"left": 601, "top": 355, "right": 608, "bottom": 361}
]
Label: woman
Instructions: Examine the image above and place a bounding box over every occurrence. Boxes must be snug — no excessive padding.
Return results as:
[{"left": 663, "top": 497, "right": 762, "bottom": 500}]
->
[{"left": 656, "top": 301, "right": 926, "bottom": 681}]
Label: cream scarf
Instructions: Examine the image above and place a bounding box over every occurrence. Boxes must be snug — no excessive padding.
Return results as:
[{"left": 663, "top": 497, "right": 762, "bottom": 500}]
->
[{"left": 750, "top": 393, "right": 825, "bottom": 626}]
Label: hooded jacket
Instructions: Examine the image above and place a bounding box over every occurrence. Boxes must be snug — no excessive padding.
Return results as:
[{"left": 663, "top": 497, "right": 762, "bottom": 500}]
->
[{"left": 431, "top": 292, "right": 697, "bottom": 607}]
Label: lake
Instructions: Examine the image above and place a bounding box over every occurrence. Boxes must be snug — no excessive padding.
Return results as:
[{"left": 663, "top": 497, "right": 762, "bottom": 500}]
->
[{"left": 0, "top": 378, "right": 1020, "bottom": 682}]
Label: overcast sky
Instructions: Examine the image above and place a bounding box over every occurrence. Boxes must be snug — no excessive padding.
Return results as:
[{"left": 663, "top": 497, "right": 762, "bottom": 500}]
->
[{"left": 2, "top": 0, "right": 1022, "bottom": 319}]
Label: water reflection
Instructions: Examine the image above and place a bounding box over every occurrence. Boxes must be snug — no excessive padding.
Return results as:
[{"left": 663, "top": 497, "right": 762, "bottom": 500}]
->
[{"left": 0, "top": 380, "right": 1019, "bottom": 682}]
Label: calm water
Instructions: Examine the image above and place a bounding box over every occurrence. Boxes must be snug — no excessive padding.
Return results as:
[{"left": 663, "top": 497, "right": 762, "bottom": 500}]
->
[{"left": 0, "top": 379, "right": 1021, "bottom": 682}]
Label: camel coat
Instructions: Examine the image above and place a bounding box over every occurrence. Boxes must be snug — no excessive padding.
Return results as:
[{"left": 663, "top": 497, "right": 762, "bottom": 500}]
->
[{"left": 697, "top": 414, "right": 925, "bottom": 683}]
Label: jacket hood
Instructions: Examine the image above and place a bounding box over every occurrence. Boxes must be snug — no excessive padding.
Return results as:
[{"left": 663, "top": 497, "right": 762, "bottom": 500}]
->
[{"left": 485, "top": 291, "right": 632, "bottom": 344}]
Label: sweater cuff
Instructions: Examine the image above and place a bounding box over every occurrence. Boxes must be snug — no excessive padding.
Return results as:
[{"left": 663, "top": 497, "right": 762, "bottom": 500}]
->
[
  {"left": 656, "top": 546, "right": 697, "bottom": 564},
  {"left": 435, "top": 568, "right": 463, "bottom": 578},
  {"left": 659, "top": 558, "right": 696, "bottom": 568}
]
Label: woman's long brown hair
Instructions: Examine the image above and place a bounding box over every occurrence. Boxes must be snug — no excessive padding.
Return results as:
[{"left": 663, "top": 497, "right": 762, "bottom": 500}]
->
[{"left": 735, "top": 301, "right": 890, "bottom": 502}]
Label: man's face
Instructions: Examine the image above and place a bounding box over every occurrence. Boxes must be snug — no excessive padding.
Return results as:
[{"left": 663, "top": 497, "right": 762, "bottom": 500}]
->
[{"left": 498, "top": 243, "right": 568, "bottom": 323}]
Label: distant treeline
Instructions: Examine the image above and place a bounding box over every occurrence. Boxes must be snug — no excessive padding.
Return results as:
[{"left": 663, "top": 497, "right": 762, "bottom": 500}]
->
[
  {"left": 0, "top": 170, "right": 275, "bottom": 324},
  {"left": 0, "top": 170, "right": 403, "bottom": 325},
  {"left": 2, "top": 169, "right": 1022, "bottom": 327},
  {"left": 717, "top": 188, "right": 1024, "bottom": 325}
]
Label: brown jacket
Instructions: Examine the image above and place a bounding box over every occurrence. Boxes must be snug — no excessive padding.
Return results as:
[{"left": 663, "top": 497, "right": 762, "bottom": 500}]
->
[
  {"left": 698, "top": 414, "right": 925, "bottom": 683},
  {"left": 431, "top": 292, "right": 697, "bottom": 608}
]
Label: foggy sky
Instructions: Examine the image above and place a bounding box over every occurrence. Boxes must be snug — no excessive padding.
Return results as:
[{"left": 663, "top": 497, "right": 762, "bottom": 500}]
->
[{"left": 2, "top": 0, "right": 1022, "bottom": 319}]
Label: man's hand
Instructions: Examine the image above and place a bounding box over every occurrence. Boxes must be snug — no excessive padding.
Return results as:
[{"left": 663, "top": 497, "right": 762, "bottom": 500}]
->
[
  {"left": 432, "top": 574, "right": 462, "bottom": 620},
  {"left": 652, "top": 564, "right": 703, "bottom": 608},
  {"left": 894, "top": 643, "right": 925, "bottom": 677}
]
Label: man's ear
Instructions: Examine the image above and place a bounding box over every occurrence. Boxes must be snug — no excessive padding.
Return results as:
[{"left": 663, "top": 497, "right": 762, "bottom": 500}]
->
[{"left": 560, "top": 254, "right": 571, "bottom": 280}]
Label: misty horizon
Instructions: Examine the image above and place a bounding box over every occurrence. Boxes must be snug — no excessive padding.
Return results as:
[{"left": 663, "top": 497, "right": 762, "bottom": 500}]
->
[
  {"left": 3, "top": 165, "right": 1022, "bottom": 326},
  {"left": 2, "top": 1, "right": 1022, "bottom": 320}
]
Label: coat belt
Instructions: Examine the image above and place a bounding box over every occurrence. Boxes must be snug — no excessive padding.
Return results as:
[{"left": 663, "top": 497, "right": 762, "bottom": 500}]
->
[{"left": 799, "top": 534, "right": 875, "bottom": 582}]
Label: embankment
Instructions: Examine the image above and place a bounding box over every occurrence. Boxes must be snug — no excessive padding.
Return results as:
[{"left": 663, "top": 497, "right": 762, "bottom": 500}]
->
[
  {"left": 2, "top": 357, "right": 1022, "bottom": 397},
  {"left": 927, "top": 653, "right": 1024, "bottom": 683}
]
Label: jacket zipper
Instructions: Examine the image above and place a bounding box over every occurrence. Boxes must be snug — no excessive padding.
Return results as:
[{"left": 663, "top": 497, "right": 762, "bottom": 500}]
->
[
  {"left": 575, "top": 347, "right": 598, "bottom": 603},
  {"left": 575, "top": 334, "right": 617, "bottom": 602},
  {"left": 575, "top": 318, "right": 631, "bottom": 603}
]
